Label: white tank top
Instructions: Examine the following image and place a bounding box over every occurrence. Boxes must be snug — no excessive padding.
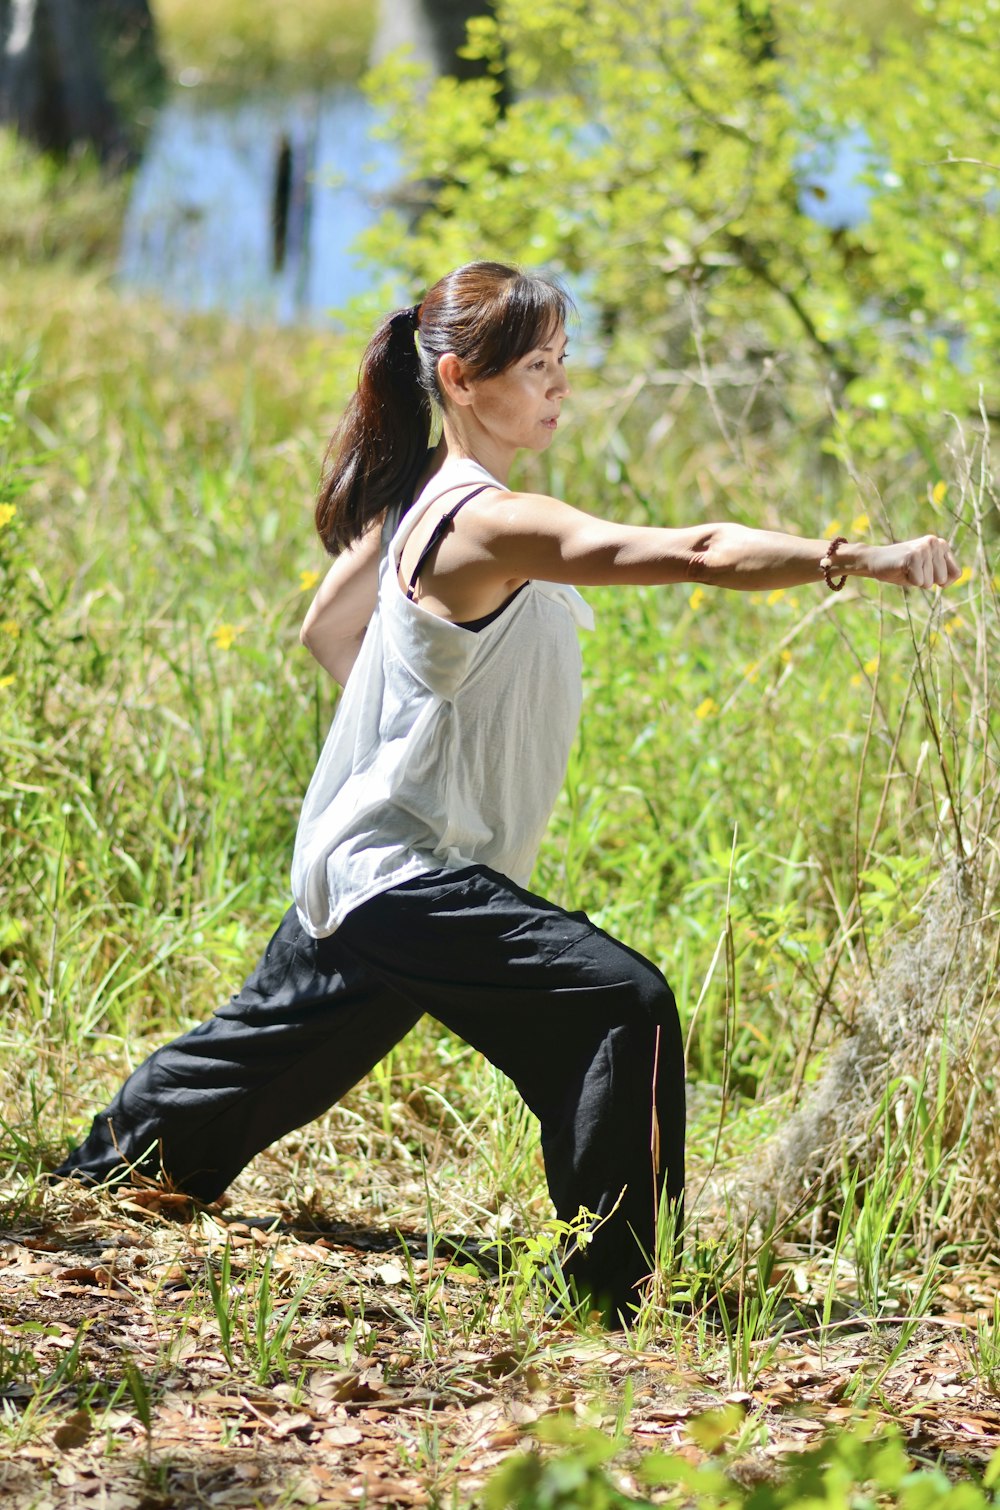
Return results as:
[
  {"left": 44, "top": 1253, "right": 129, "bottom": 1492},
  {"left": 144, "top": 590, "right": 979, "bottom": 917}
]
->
[{"left": 290, "top": 459, "right": 594, "bottom": 938}]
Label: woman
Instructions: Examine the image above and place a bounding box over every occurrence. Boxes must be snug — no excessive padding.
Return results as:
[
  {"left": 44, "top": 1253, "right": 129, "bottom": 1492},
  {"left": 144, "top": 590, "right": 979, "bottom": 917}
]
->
[{"left": 57, "top": 262, "right": 960, "bottom": 1321}]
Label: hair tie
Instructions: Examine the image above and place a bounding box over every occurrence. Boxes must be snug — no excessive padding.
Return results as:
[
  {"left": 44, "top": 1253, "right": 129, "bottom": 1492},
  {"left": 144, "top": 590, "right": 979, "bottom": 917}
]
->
[{"left": 390, "top": 304, "right": 421, "bottom": 335}]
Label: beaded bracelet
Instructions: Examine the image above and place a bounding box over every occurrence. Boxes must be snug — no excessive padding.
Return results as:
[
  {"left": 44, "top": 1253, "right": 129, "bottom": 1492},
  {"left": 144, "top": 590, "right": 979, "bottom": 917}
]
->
[{"left": 819, "top": 536, "right": 848, "bottom": 592}]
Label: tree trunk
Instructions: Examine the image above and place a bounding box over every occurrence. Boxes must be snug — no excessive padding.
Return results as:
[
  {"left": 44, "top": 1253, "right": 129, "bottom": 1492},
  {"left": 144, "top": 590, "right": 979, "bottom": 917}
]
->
[
  {"left": 93, "top": 0, "right": 164, "bottom": 139},
  {"left": 0, "top": 0, "right": 162, "bottom": 162}
]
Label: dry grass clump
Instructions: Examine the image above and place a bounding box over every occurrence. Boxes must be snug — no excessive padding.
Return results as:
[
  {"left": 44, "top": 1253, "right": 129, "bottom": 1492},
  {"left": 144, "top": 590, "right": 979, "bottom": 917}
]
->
[
  {"left": 692, "top": 416, "right": 1000, "bottom": 1263},
  {"left": 715, "top": 852, "right": 1000, "bottom": 1252}
]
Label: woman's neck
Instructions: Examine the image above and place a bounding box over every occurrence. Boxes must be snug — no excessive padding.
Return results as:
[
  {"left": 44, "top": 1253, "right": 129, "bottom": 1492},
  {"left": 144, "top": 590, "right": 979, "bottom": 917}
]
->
[
  {"left": 435, "top": 421, "right": 514, "bottom": 486},
  {"left": 410, "top": 438, "right": 495, "bottom": 505}
]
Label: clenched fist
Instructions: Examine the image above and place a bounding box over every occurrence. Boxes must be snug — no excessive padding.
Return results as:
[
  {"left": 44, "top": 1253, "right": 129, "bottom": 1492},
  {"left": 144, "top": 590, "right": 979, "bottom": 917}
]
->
[{"left": 865, "top": 535, "right": 961, "bottom": 589}]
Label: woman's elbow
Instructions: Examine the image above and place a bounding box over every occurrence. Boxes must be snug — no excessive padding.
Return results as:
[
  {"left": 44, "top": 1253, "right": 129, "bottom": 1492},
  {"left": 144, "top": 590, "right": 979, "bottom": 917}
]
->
[
  {"left": 300, "top": 621, "right": 335, "bottom": 675},
  {"left": 688, "top": 523, "right": 745, "bottom": 582},
  {"left": 684, "top": 525, "right": 729, "bottom": 583},
  {"left": 300, "top": 607, "right": 322, "bottom": 651}
]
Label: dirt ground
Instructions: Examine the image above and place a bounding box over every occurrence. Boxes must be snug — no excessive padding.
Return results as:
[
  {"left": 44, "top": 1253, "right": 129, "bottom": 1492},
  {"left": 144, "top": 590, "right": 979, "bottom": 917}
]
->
[{"left": 3, "top": 1176, "right": 1000, "bottom": 1510}]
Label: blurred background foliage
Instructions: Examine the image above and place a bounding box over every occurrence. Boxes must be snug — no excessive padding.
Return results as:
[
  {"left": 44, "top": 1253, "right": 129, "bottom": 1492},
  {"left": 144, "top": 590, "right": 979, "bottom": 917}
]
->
[
  {"left": 363, "top": 0, "right": 997, "bottom": 488},
  {"left": 153, "top": 0, "right": 375, "bottom": 88}
]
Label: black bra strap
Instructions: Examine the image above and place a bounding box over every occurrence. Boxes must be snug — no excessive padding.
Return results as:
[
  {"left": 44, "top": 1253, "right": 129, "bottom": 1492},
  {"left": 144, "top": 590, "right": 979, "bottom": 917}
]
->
[{"left": 405, "top": 484, "right": 493, "bottom": 601}]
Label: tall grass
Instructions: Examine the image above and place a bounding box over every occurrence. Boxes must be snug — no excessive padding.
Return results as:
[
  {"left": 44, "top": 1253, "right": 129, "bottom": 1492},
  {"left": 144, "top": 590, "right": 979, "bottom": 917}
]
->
[
  {"left": 1, "top": 236, "right": 997, "bottom": 1415},
  {"left": 0, "top": 132, "right": 129, "bottom": 267}
]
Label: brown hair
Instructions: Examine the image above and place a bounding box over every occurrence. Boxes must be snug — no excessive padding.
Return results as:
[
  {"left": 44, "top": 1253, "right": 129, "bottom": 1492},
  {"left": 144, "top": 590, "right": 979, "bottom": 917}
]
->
[{"left": 315, "top": 261, "right": 572, "bottom": 553}]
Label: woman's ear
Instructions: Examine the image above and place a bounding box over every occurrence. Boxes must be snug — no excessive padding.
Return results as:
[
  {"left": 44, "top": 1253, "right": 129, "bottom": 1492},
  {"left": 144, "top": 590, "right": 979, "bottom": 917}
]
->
[{"left": 437, "top": 352, "right": 475, "bottom": 408}]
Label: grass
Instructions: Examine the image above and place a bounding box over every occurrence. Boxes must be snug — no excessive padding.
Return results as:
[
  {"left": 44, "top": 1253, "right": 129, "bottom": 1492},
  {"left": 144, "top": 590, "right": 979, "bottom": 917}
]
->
[
  {"left": 4, "top": 255, "right": 986, "bottom": 1174},
  {"left": 0, "top": 132, "right": 129, "bottom": 268},
  {"left": 154, "top": 0, "right": 377, "bottom": 89},
  {"left": 1, "top": 147, "right": 999, "bottom": 1502}
]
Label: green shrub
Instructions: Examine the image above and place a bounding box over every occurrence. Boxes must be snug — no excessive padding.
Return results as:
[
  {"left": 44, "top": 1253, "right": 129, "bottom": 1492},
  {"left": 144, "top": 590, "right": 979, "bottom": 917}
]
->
[{"left": 486, "top": 1414, "right": 1000, "bottom": 1510}]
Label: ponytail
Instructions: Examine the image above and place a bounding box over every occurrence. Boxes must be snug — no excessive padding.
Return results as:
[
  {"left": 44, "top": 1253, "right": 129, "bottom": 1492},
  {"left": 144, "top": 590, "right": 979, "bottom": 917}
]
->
[
  {"left": 315, "top": 307, "right": 431, "bottom": 554},
  {"left": 315, "top": 264, "right": 572, "bottom": 554}
]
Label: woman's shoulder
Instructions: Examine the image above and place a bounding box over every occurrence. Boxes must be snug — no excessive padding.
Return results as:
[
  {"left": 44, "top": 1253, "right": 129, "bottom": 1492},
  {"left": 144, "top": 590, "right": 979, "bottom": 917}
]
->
[
  {"left": 416, "top": 455, "right": 503, "bottom": 503},
  {"left": 387, "top": 458, "right": 503, "bottom": 548}
]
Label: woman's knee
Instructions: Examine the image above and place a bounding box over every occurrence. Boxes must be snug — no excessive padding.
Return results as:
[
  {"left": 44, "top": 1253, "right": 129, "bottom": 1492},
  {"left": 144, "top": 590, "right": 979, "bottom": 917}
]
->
[{"left": 595, "top": 935, "right": 677, "bottom": 1029}]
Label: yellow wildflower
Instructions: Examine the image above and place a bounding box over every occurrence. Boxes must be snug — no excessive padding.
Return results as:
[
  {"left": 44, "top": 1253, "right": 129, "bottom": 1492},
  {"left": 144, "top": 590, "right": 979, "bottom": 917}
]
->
[
  {"left": 780, "top": 649, "right": 792, "bottom": 664},
  {"left": 689, "top": 586, "right": 705, "bottom": 611},
  {"left": 822, "top": 519, "right": 842, "bottom": 540},
  {"left": 212, "top": 623, "right": 245, "bottom": 651},
  {"left": 0, "top": 620, "right": 18, "bottom": 638},
  {"left": 932, "top": 481, "right": 947, "bottom": 506},
  {"left": 944, "top": 616, "right": 964, "bottom": 636},
  {"left": 767, "top": 588, "right": 785, "bottom": 606},
  {"left": 695, "top": 696, "right": 717, "bottom": 720},
  {"left": 0, "top": 673, "right": 14, "bottom": 689},
  {"left": 956, "top": 565, "right": 973, "bottom": 587},
  {"left": 863, "top": 656, "right": 879, "bottom": 675},
  {"left": 850, "top": 672, "right": 863, "bottom": 687},
  {"left": 0, "top": 503, "right": 16, "bottom": 529},
  {"left": 299, "top": 569, "right": 320, "bottom": 593},
  {"left": 744, "top": 661, "right": 760, "bottom": 684},
  {"left": 851, "top": 512, "right": 870, "bottom": 533}
]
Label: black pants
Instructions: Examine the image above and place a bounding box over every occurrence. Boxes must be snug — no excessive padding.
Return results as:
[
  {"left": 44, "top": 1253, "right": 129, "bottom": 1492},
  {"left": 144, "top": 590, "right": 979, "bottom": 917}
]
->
[{"left": 57, "top": 865, "right": 685, "bottom": 1315}]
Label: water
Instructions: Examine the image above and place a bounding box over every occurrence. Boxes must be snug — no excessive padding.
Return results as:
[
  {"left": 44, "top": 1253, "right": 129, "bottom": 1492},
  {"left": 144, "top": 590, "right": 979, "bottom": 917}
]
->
[
  {"left": 119, "top": 87, "right": 399, "bottom": 325},
  {"left": 120, "top": 86, "right": 874, "bottom": 328},
  {"left": 797, "top": 127, "right": 876, "bottom": 230}
]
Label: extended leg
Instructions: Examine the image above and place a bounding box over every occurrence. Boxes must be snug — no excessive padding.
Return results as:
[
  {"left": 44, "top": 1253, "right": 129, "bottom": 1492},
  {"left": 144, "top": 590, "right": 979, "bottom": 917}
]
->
[
  {"left": 336, "top": 867, "right": 686, "bottom": 1319},
  {"left": 56, "top": 907, "right": 422, "bottom": 1202}
]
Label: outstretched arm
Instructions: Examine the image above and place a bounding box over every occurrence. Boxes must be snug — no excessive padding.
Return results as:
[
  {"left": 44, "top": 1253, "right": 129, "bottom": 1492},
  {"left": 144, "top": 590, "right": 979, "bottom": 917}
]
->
[
  {"left": 300, "top": 523, "right": 381, "bottom": 686},
  {"left": 462, "top": 491, "right": 960, "bottom": 593}
]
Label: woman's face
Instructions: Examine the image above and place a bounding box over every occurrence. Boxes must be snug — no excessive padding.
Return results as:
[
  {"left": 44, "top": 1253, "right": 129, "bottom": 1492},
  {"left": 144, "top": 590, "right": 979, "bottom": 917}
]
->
[{"left": 462, "top": 325, "right": 571, "bottom": 458}]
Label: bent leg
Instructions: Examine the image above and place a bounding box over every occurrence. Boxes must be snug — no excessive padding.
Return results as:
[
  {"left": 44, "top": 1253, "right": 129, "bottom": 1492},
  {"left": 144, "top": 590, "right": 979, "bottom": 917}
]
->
[
  {"left": 337, "top": 867, "right": 686, "bottom": 1318},
  {"left": 56, "top": 907, "right": 422, "bottom": 1202}
]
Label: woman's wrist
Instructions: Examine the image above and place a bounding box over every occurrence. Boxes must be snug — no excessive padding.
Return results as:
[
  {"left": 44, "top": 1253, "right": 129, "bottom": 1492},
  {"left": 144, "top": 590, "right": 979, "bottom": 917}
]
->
[{"left": 819, "top": 537, "right": 872, "bottom": 584}]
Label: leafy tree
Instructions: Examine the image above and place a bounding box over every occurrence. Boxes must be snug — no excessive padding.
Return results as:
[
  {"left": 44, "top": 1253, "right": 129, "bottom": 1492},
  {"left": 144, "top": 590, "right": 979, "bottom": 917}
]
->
[{"left": 362, "top": 0, "right": 997, "bottom": 486}]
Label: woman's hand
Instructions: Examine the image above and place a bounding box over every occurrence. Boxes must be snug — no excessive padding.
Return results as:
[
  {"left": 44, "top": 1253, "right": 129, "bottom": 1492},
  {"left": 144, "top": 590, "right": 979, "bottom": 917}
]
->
[{"left": 863, "top": 535, "right": 961, "bottom": 589}]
